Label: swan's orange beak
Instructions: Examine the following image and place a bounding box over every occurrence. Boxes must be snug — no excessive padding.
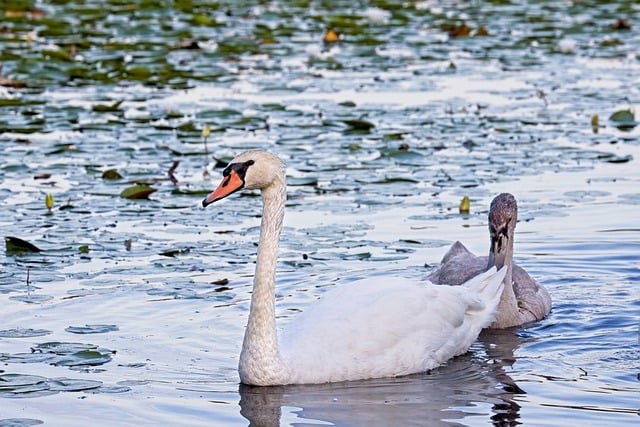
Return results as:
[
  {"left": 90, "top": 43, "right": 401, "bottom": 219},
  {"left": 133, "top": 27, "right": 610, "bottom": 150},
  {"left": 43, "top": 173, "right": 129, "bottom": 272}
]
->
[{"left": 202, "top": 169, "right": 245, "bottom": 207}]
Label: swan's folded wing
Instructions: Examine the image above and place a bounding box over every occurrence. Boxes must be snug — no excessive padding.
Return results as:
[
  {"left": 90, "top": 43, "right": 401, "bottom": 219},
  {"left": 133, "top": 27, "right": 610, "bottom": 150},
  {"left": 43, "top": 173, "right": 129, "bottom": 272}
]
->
[{"left": 279, "top": 278, "right": 495, "bottom": 383}]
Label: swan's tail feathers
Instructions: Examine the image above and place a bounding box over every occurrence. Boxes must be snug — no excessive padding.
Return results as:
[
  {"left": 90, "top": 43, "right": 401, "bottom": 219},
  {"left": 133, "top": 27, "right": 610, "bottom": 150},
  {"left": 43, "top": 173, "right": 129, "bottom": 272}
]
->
[{"left": 462, "top": 266, "right": 507, "bottom": 327}]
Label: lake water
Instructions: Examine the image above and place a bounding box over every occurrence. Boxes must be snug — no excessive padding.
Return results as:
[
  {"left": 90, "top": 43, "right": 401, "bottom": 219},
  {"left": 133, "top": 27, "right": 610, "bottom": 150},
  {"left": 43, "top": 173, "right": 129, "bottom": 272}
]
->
[{"left": 1, "top": 1, "right": 639, "bottom": 426}]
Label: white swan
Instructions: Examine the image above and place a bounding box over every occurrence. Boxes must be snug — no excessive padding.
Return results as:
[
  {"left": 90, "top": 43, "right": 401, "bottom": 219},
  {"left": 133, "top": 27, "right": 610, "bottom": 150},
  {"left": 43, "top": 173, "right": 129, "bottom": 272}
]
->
[
  {"left": 427, "top": 193, "right": 551, "bottom": 328},
  {"left": 202, "top": 150, "right": 507, "bottom": 386}
]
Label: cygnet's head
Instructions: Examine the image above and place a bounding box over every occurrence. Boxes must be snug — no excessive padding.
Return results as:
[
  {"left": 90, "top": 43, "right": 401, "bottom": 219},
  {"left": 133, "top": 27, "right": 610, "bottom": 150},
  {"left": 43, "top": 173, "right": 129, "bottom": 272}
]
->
[{"left": 487, "top": 193, "right": 518, "bottom": 269}]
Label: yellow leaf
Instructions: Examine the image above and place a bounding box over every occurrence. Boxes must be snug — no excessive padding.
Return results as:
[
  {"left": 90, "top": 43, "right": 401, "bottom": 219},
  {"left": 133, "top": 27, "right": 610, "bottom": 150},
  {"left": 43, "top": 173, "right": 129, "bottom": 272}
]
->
[
  {"left": 202, "top": 125, "right": 211, "bottom": 139},
  {"left": 45, "top": 193, "right": 54, "bottom": 210},
  {"left": 459, "top": 196, "right": 470, "bottom": 214},
  {"left": 323, "top": 29, "right": 340, "bottom": 44}
]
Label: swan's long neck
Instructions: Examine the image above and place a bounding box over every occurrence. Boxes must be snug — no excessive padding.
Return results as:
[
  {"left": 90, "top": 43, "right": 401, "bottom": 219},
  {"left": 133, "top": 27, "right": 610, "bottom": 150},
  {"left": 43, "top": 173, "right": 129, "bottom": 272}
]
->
[
  {"left": 239, "top": 176, "right": 287, "bottom": 385},
  {"left": 488, "top": 228, "right": 518, "bottom": 328}
]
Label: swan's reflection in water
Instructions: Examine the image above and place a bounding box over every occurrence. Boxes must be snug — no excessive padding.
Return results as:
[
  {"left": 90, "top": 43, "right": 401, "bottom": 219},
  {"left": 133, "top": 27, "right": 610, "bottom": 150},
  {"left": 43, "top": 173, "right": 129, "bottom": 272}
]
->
[{"left": 240, "top": 329, "right": 529, "bottom": 426}]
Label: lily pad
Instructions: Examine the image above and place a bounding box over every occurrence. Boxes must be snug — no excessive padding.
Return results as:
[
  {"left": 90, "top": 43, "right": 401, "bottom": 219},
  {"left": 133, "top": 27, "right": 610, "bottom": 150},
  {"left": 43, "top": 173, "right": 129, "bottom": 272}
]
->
[
  {"left": 5, "top": 237, "right": 41, "bottom": 255},
  {"left": 609, "top": 109, "right": 637, "bottom": 129},
  {"left": 92, "top": 100, "right": 124, "bottom": 112},
  {"left": 0, "top": 373, "right": 50, "bottom": 397},
  {"left": 30, "top": 342, "right": 115, "bottom": 368},
  {"left": 0, "top": 328, "right": 51, "bottom": 338},
  {"left": 65, "top": 324, "right": 119, "bottom": 334},
  {"left": 288, "top": 177, "right": 318, "bottom": 186},
  {"left": 171, "top": 188, "right": 212, "bottom": 196},
  {"left": 159, "top": 248, "right": 190, "bottom": 257},
  {"left": 120, "top": 184, "right": 157, "bottom": 199},
  {"left": 48, "top": 378, "right": 102, "bottom": 392},
  {"left": 342, "top": 119, "right": 375, "bottom": 131},
  {"left": 102, "top": 169, "right": 123, "bottom": 180}
]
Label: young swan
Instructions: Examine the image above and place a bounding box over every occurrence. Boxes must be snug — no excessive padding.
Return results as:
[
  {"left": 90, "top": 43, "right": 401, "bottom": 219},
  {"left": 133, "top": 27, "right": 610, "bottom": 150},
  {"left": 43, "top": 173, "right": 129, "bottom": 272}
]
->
[
  {"left": 427, "top": 193, "right": 551, "bottom": 328},
  {"left": 203, "top": 150, "right": 507, "bottom": 386}
]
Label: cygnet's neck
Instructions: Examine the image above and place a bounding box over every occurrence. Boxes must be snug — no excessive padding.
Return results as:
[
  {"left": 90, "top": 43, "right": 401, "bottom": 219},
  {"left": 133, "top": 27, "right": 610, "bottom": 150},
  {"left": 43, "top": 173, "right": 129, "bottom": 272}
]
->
[{"left": 488, "top": 230, "right": 518, "bottom": 328}]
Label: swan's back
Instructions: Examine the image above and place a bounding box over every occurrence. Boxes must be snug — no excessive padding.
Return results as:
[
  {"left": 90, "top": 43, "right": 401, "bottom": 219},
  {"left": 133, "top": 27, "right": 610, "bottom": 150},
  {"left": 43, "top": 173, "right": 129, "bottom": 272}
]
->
[{"left": 278, "top": 267, "right": 505, "bottom": 384}]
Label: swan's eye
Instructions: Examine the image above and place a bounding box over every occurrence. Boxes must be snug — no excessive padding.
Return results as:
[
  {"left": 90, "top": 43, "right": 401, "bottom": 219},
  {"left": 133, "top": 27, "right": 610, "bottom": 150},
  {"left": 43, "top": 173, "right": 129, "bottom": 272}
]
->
[{"left": 228, "top": 160, "right": 255, "bottom": 181}]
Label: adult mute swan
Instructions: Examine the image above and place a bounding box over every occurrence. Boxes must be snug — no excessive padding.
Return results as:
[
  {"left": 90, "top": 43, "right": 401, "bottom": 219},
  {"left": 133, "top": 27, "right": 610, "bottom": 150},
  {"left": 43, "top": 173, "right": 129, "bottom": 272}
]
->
[
  {"left": 427, "top": 193, "right": 551, "bottom": 328},
  {"left": 202, "top": 150, "right": 507, "bottom": 386}
]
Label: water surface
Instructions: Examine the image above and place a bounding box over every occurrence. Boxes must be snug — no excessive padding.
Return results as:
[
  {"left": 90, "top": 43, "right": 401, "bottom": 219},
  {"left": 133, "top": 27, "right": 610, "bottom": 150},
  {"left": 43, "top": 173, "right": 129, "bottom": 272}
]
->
[{"left": 1, "top": 1, "right": 639, "bottom": 426}]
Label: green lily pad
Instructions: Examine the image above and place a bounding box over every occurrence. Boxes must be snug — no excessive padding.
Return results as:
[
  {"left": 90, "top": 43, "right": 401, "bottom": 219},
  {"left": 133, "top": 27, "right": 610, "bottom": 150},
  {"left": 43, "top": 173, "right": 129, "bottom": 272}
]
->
[
  {"left": 102, "top": 169, "right": 123, "bottom": 180},
  {"left": 342, "top": 119, "right": 375, "bottom": 131},
  {"left": 120, "top": 184, "right": 157, "bottom": 199},
  {"left": 31, "top": 342, "right": 114, "bottom": 368},
  {"left": 171, "top": 188, "right": 212, "bottom": 196},
  {"left": 5, "top": 237, "right": 42, "bottom": 254},
  {"left": 609, "top": 109, "right": 637, "bottom": 129},
  {"left": 92, "top": 100, "right": 124, "bottom": 112}
]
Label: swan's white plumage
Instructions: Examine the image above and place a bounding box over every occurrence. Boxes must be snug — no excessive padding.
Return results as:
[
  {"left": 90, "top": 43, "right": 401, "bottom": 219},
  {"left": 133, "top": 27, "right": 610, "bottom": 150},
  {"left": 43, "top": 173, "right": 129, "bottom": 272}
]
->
[
  {"left": 204, "top": 150, "right": 507, "bottom": 386},
  {"left": 279, "top": 269, "right": 504, "bottom": 384}
]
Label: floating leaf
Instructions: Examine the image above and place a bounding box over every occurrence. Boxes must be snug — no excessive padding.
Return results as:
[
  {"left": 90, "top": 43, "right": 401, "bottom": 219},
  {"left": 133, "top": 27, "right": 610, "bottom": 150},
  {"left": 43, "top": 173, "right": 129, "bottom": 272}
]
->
[
  {"left": 102, "top": 169, "right": 123, "bottom": 180},
  {"left": 342, "top": 119, "right": 375, "bottom": 131},
  {"left": 126, "top": 66, "right": 153, "bottom": 80},
  {"left": 448, "top": 24, "right": 471, "bottom": 37},
  {"left": 0, "top": 373, "right": 49, "bottom": 392},
  {"left": 48, "top": 378, "right": 102, "bottom": 392},
  {"left": 92, "top": 100, "right": 124, "bottom": 112},
  {"left": 31, "top": 342, "right": 114, "bottom": 368},
  {"left": 608, "top": 109, "right": 637, "bottom": 129},
  {"left": 46, "top": 144, "right": 78, "bottom": 155},
  {"left": 159, "top": 248, "right": 190, "bottom": 257},
  {"left": 171, "top": 188, "right": 212, "bottom": 196},
  {"left": 288, "top": 177, "right": 318, "bottom": 186},
  {"left": 120, "top": 184, "right": 157, "bottom": 199},
  {"left": 65, "top": 325, "right": 119, "bottom": 334},
  {"left": 5, "top": 236, "right": 42, "bottom": 254},
  {"left": 323, "top": 28, "right": 340, "bottom": 43},
  {"left": 42, "top": 49, "right": 72, "bottom": 61},
  {"left": 610, "top": 18, "right": 631, "bottom": 30},
  {"left": 78, "top": 245, "right": 89, "bottom": 254},
  {"left": 459, "top": 196, "right": 471, "bottom": 214},
  {"left": 0, "top": 328, "right": 51, "bottom": 338},
  {"left": 45, "top": 193, "right": 54, "bottom": 210}
]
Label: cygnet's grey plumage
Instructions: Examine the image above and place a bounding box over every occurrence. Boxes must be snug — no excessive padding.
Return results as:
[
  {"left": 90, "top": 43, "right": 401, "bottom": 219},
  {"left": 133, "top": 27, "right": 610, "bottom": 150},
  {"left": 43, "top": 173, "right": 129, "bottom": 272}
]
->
[{"left": 427, "top": 193, "right": 551, "bottom": 328}]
